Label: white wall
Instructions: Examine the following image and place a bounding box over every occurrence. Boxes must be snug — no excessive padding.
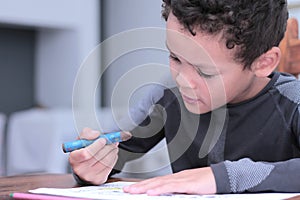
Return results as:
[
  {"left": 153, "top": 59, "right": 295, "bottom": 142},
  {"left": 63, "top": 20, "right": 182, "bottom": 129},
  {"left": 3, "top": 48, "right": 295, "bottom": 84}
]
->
[
  {"left": 0, "top": 0, "right": 101, "bottom": 175},
  {"left": 101, "top": 0, "right": 169, "bottom": 107},
  {"left": 100, "top": 0, "right": 172, "bottom": 178},
  {"left": 289, "top": 0, "right": 300, "bottom": 23},
  {"left": 0, "top": 0, "right": 100, "bottom": 108},
  {"left": 288, "top": 0, "right": 300, "bottom": 79}
]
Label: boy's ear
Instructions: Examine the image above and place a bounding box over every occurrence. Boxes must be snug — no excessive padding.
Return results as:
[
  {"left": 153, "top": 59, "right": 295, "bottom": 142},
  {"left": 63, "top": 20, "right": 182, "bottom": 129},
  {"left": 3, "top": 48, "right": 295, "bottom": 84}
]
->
[{"left": 252, "top": 47, "right": 281, "bottom": 77}]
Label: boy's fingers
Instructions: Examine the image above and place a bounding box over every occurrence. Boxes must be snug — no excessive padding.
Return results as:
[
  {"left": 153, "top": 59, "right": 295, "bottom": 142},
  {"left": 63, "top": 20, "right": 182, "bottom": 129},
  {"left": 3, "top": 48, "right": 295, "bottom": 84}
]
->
[
  {"left": 84, "top": 138, "right": 107, "bottom": 157},
  {"left": 93, "top": 147, "right": 119, "bottom": 170},
  {"left": 69, "top": 138, "right": 106, "bottom": 163},
  {"left": 79, "top": 127, "right": 101, "bottom": 140}
]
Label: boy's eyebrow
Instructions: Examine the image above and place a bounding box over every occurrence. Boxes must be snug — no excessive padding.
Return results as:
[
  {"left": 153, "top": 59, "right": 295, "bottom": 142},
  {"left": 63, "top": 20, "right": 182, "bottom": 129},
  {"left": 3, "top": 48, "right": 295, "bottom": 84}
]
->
[{"left": 165, "top": 41, "right": 215, "bottom": 71}]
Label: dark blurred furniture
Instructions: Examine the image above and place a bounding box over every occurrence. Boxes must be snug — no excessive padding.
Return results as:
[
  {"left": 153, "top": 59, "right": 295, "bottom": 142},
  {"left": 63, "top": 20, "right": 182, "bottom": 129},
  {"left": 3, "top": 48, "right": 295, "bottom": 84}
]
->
[{"left": 278, "top": 18, "right": 300, "bottom": 77}]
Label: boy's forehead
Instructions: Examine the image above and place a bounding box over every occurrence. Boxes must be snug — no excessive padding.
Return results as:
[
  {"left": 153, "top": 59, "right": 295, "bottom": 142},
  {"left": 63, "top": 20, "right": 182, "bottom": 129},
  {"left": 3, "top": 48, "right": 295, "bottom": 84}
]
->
[
  {"left": 166, "top": 27, "right": 217, "bottom": 70},
  {"left": 166, "top": 12, "right": 187, "bottom": 34},
  {"left": 166, "top": 12, "right": 237, "bottom": 71}
]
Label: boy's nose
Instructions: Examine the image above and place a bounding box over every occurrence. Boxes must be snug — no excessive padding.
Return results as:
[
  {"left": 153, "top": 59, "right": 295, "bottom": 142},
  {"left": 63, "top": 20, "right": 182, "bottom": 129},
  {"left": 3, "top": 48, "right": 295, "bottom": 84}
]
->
[{"left": 175, "top": 69, "right": 197, "bottom": 89}]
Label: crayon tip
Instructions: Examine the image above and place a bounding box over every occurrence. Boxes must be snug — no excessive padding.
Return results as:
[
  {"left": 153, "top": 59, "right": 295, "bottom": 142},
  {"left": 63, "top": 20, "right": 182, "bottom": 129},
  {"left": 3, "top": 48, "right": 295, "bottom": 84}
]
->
[{"left": 62, "top": 144, "right": 67, "bottom": 153}]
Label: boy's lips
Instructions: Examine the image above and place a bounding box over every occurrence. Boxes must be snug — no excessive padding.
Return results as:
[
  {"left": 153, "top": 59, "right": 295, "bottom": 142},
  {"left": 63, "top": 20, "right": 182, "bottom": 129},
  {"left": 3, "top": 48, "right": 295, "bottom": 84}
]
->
[{"left": 181, "top": 93, "right": 201, "bottom": 104}]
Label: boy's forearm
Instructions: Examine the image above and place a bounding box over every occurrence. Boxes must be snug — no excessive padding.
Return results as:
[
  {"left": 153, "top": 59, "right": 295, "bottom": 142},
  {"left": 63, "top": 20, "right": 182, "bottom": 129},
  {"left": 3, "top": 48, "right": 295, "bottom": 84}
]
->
[
  {"left": 248, "top": 158, "right": 300, "bottom": 192},
  {"left": 211, "top": 158, "right": 300, "bottom": 193}
]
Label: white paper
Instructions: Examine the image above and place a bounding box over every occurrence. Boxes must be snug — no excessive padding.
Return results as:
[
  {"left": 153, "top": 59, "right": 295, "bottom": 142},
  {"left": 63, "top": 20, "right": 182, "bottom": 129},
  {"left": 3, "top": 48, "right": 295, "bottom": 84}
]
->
[{"left": 29, "top": 181, "right": 300, "bottom": 200}]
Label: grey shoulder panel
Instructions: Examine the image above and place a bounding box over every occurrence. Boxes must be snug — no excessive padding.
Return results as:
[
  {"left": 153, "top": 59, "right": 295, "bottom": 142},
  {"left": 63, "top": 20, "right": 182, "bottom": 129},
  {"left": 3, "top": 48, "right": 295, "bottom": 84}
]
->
[{"left": 275, "top": 74, "right": 300, "bottom": 104}]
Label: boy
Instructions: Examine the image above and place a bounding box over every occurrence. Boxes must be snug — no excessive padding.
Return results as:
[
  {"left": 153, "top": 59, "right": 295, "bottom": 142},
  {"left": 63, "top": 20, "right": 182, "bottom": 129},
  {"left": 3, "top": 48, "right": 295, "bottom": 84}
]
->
[{"left": 69, "top": 0, "right": 300, "bottom": 195}]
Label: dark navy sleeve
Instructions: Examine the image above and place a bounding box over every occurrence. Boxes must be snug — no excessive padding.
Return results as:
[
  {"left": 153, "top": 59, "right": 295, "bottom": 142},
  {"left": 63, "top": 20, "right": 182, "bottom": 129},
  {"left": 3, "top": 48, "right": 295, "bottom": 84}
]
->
[
  {"left": 211, "top": 158, "right": 300, "bottom": 193},
  {"left": 73, "top": 85, "right": 171, "bottom": 185}
]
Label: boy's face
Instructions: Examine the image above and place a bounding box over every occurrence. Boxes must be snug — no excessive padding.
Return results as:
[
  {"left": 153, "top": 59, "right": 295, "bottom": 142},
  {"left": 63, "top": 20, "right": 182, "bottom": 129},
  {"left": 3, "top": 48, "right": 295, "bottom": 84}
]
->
[{"left": 166, "top": 13, "right": 267, "bottom": 114}]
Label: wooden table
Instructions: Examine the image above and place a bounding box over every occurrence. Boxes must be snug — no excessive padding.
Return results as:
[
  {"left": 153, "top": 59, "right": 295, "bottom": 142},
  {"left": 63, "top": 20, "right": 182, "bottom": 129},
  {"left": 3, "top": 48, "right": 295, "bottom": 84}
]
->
[
  {"left": 0, "top": 173, "right": 126, "bottom": 200},
  {"left": 0, "top": 173, "right": 300, "bottom": 200},
  {"left": 0, "top": 174, "right": 77, "bottom": 199}
]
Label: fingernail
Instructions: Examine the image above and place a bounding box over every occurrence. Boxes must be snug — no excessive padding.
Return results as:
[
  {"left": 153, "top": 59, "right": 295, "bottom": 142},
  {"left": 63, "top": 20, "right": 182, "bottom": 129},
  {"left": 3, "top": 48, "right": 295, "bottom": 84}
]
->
[{"left": 123, "top": 186, "right": 129, "bottom": 192}]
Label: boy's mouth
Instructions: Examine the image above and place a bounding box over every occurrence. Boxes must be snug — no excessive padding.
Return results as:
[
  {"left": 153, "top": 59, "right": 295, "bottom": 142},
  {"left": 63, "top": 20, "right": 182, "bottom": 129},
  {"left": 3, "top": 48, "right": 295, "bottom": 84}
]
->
[{"left": 181, "top": 93, "right": 201, "bottom": 104}]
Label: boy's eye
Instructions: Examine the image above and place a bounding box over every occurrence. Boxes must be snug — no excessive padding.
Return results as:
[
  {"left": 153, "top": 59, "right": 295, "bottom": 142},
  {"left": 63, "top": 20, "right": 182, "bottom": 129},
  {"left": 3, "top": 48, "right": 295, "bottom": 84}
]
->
[
  {"left": 169, "top": 54, "right": 181, "bottom": 63},
  {"left": 169, "top": 53, "right": 214, "bottom": 78},
  {"left": 194, "top": 67, "right": 214, "bottom": 79}
]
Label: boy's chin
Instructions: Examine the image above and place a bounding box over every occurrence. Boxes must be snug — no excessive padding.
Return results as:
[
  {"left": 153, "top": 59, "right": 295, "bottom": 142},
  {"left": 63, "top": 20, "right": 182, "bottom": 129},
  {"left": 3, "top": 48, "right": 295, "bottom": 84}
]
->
[{"left": 184, "top": 103, "right": 212, "bottom": 114}]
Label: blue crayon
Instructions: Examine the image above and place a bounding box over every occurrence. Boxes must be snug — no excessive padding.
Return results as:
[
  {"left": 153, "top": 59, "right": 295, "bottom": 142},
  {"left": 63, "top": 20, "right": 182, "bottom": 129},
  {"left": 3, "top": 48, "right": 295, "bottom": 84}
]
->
[{"left": 62, "top": 131, "right": 131, "bottom": 153}]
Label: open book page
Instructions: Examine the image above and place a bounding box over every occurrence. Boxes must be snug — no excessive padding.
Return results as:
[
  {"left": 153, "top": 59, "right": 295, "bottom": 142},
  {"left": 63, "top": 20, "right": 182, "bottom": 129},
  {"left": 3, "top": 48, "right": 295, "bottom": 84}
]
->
[{"left": 29, "top": 181, "right": 300, "bottom": 200}]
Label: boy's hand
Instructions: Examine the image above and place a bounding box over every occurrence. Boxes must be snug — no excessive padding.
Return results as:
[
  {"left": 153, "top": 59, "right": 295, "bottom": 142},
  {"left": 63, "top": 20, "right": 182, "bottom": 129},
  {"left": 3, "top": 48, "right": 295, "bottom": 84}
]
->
[
  {"left": 123, "top": 167, "right": 216, "bottom": 195},
  {"left": 68, "top": 127, "right": 119, "bottom": 185}
]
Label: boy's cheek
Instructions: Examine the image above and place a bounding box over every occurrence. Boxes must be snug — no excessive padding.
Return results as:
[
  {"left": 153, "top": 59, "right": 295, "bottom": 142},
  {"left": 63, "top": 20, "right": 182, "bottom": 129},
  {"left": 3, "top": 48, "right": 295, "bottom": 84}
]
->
[{"left": 170, "top": 67, "right": 178, "bottom": 80}]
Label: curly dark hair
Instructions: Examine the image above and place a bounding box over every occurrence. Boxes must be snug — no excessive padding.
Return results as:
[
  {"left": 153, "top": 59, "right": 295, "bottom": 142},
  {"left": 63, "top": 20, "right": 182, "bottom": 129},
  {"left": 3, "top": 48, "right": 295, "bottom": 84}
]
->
[{"left": 162, "top": 0, "right": 288, "bottom": 69}]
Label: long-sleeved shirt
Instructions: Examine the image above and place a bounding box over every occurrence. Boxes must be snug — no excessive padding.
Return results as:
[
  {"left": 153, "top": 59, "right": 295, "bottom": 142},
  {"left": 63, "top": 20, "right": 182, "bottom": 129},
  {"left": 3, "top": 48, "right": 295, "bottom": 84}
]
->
[{"left": 75, "top": 71, "right": 300, "bottom": 193}]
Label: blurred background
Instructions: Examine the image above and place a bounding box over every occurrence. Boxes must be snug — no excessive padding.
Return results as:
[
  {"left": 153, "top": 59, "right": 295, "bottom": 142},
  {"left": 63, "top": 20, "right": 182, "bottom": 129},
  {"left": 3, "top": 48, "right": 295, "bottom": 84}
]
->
[{"left": 0, "top": 0, "right": 299, "bottom": 177}]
